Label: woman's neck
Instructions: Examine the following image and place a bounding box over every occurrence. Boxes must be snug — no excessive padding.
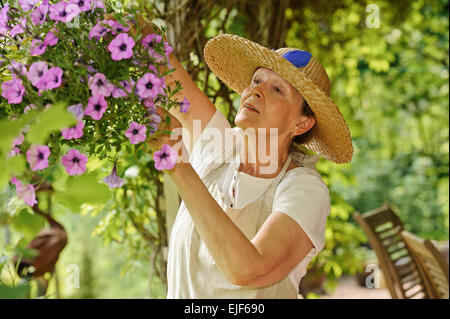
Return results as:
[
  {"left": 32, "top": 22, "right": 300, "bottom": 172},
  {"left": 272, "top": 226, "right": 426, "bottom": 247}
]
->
[{"left": 237, "top": 129, "right": 292, "bottom": 178}]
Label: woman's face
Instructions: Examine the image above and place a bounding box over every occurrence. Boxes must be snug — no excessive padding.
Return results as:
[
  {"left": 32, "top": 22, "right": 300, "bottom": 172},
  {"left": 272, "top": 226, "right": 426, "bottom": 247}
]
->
[{"left": 235, "top": 67, "right": 306, "bottom": 137}]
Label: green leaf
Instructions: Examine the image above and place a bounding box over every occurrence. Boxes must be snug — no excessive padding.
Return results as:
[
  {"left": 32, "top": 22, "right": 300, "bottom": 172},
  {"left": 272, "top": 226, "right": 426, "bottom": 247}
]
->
[
  {"left": 0, "top": 282, "right": 31, "bottom": 299},
  {"left": 53, "top": 172, "right": 112, "bottom": 212},
  {"left": 10, "top": 208, "right": 46, "bottom": 242},
  {"left": 26, "top": 102, "right": 77, "bottom": 145}
]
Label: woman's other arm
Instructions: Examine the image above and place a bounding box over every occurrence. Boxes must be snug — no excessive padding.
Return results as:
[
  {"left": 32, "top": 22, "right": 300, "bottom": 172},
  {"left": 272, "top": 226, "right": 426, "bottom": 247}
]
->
[{"left": 138, "top": 16, "right": 217, "bottom": 154}]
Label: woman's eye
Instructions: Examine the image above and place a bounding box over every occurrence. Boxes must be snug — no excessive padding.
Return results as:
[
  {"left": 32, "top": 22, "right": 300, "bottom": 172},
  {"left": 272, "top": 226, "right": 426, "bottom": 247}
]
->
[
  {"left": 274, "top": 87, "right": 282, "bottom": 94},
  {"left": 253, "top": 79, "right": 260, "bottom": 84}
]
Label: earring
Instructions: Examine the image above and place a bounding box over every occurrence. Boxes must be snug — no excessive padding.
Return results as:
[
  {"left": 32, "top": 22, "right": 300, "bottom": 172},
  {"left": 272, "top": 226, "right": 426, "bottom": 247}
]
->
[{"left": 290, "top": 129, "right": 294, "bottom": 139}]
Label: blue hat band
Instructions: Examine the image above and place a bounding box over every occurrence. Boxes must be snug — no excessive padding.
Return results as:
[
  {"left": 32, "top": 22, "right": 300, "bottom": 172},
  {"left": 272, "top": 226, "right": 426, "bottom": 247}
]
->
[{"left": 281, "top": 50, "right": 312, "bottom": 68}]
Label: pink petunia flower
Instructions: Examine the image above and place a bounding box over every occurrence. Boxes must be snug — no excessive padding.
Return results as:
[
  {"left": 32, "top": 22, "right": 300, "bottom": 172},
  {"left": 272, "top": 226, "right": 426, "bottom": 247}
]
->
[
  {"left": 88, "top": 73, "right": 112, "bottom": 97},
  {"left": 12, "top": 133, "right": 25, "bottom": 147},
  {"left": 179, "top": 97, "right": 190, "bottom": 113},
  {"left": 110, "top": 20, "right": 129, "bottom": 34},
  {"left": 30, "top": 38, "right": 47, "bottom": 56},
  {"left": 136, "top": 73, "right": 163, "bottom": 100},
  {"left": 67, "top": 103, "right": 84, "bottom": 120},
  {"left": 44, "top": 29, "right": 58, "bottom": 46},
  {"left": 49, "top": 1, "right": 80, "bottom": 23},
  {"left": 153, "top": 144, "right": 178, "bottom": 171},
  {"left": 88, "top": 22, "right": 108, "bottom": 40},
  {"left": 111, "top": 79, "right": 134, "bottom": 98},
  {"left": 91, "top": 0, "right": 106, "bottom": 13},
  {"left": 10, "top": 176, "right": 37, "bottom": 207},
  {"left": 9, "top": 18, "right": 26, "bottom": 37},
  {"left": 7, "top": 147, "right": 21, "bottom": 158},
  {"left": 26, "top": 144, "right": 50, "bottom": 171},
  {"left": 19, "top": 0, "right": 39, "bottom": 12},
  {"left": 31, "top": 0, "right": 49, "bottom": 26},
  {"left": 145, "top": 113, "right": 161, "bottom": 135},
  {"left": 142, "top": 34, "right": 163, "bottom": 61},
  {"left": 125, "top": 122, "right": 147, "bottom": 144},
  {"left": 39, "top": 66, "right": 63, "bottom": 90},
  {"left": 164, "top": 41, "right": 173, "bottom": 59},
  {"left": 107, "top": 33, "right": 135, "bottom": 61},
  {"left": 1, "top": 78, "right": 25, "bottom": 104},
  {"left": 103, "top": 163, "right": 124, "bottom": 188},
  {"left": 84, "top": 95, "right": 107, "bottom": 120},
  {"left": 70, "top": 0, "right": 92, "bottom": 12},
  {"left": 28, "top": 61, "right": 49, "bottom": 87},
  {"left": 8, "top": 60, "right": 27, "bottom": 80},
  {"left": 0, "top": 5, "right": 11, "bottom": 37},
  {"left": 61, "top": 121, "right": 84, "bottom": 140},
  {"left": 61, "top": 149, "right": 88, "bottom": 176}
]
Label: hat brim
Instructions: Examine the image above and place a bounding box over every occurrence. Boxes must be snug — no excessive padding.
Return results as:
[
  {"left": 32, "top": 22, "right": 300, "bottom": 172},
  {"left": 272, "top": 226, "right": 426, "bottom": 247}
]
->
[{"left": 203, "top": 34, "right": 354, "bottom": 164}]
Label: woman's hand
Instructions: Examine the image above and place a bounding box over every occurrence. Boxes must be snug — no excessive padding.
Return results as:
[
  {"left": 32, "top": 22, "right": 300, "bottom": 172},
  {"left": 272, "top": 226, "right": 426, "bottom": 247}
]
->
[{"left": 147, "top": 105, "right": 183, "bottom": 153}]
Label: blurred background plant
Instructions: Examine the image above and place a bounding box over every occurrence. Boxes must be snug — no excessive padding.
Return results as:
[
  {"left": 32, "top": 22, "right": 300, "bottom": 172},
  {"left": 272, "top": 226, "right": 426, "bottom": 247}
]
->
[{"left": 1, "top": 0, "right": 448, "bottom": 298}]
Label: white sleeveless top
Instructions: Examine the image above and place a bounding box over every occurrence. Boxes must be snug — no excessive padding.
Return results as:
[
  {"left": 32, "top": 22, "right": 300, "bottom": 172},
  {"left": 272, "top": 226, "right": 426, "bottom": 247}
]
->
[{"left": 166, "top": 109, "right": 330, "bottom": 298}]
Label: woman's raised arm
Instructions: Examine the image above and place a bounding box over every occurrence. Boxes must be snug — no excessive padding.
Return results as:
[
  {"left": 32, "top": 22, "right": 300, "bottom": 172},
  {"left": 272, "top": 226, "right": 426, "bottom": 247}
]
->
[{"left": 137, "top": 16, "right": 217, "bottom": 153}]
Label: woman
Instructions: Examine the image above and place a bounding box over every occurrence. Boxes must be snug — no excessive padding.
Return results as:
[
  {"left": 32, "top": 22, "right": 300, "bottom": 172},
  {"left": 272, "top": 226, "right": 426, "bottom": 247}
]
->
[{"left": 145, "top": 21, "right": 354, "bottom": 298}]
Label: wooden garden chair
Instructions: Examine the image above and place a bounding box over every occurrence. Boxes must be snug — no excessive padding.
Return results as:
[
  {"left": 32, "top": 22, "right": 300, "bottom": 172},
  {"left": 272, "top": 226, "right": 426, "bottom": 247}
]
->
[
  {"left": 400, "top": 230, "right": 449, "bottom": 299},
  {"left": 354, "top": 203, "right": 430, "bottom": 299}
]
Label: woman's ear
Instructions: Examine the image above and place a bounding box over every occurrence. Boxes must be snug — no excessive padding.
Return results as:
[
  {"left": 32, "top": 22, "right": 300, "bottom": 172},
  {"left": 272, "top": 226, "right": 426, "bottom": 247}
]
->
[{"left": 292, "top": 117, "right": 315, "bottom": 137}]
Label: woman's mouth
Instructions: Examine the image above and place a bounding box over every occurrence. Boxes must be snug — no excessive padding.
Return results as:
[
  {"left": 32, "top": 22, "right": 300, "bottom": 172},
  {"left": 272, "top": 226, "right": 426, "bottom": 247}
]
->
[{"left": 243, "top": 103, "right": 259, "bottom": 113}]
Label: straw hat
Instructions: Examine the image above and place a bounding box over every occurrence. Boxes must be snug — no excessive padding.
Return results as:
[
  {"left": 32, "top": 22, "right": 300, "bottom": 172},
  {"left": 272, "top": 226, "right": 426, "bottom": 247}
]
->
[{"left": 203, "top": 34, "right": 354, "bottom": 164}]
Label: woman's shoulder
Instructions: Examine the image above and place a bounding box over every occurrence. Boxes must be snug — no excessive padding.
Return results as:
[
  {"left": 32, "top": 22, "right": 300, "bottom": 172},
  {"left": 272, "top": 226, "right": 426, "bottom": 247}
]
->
[{"left": 279, "top": 161, "right": 329, "bottom": 194}]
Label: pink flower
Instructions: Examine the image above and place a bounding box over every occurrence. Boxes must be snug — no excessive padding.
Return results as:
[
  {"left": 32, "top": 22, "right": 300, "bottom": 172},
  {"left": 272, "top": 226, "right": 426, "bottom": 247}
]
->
[
  {"left": 84, "top": 95, "right": 107, "bottom": 120},
  {"left": 164, "top": 41, "right": 173, "bottom": 59},
  {"left": 61, "top": 149, "right": 88, "bottom": 175},
  {"left": 11, "top": 177, "right": 37, "bottom": 207},
  {"left": 12, "top": 133, "right": 24, "bottom": 147},
  {"left": 31, "top": 0, "right": 49, "bottom": 26},
  {"left": 125, "top": 122, "right": 147, "bottom": 144},
  {"left": 30, "top": 38, "right": 47, "bottom": 56},
  {"left": 70, "top": 0, "right": 91, "bottom": 12},
  {"left": 67, "top": 103, "right": 84, "bottom": 120},
  {"left": 107, "top": 33, "right": 135, "bottom": 61},
  {"left": 90, "top": 0, "right": 105, "bottom": 12},
  {"left": 8, "top": 60, "right": 27, "bottom": 80},
  {"left": 7, "top": 147, "right": 21, "bottom": 158},
  {"left": 1, "top": 78, "right": 25, "bottom": 104},
  {"left": 61, "top": 121, "right": 84, "bottom": 139},
  {"left": 142, "top": 33, "right": 162, "bottom": 52},
  {"left": 44, "top": 29, "right": 58, "bottom": 46},
  {"left": 103, "top": 163, "right": 124, "bottom": 188},
  {"left": 88, "top": 22, "right": 108, "bottom": 40},
  {"left": 136, "top": 73, "right": 163, "bottom": 100},
  {"left": 49, "top": 1, "right": 80, "bottom": 23},
  {"left": 9, "top": 18, "right": 26, "bottom": 37},
  {"left": 26, "top": 144, "right": 50, "bottom": 171},
  {"left": 153, "top": 144, "right": 178, "bottom": 171},
  {"left": 27, "top": 61, "right": 49, "bottom": 88},
  {"left": 19, "top": 0, "right": 39, "bottom": 12},
  {"left": 110, "top": 20, "right": 129, "bottom": 34},
  {"left": 0, "top": 5, "right": 11, "bottom": 37},
  {"left": 39, "top": 66, "right": 63, "bottom": 90},
  {"left": 111, "top": 79, "right": 134, "bottom": 98},
  {"left": 88, "top": 73, "right": 112, "bottom": 97},
  {"left": 179, "top": 97, "right": 190, "bottom": 113}
]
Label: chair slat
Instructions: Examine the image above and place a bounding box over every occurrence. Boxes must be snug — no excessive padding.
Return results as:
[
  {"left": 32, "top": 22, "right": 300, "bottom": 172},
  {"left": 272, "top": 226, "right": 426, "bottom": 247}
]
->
[
  {"left": 405, "top": 286, "right": 426, "bottom": 299},
  {"left": 400, "top": 271, "right": 420, "bottom": 284}
]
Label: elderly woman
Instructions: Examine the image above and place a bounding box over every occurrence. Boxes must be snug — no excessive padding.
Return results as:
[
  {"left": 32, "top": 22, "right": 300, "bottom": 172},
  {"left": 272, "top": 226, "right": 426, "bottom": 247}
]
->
[{"left": 145, "top": 20, "right": 354, "bottom": 298}]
